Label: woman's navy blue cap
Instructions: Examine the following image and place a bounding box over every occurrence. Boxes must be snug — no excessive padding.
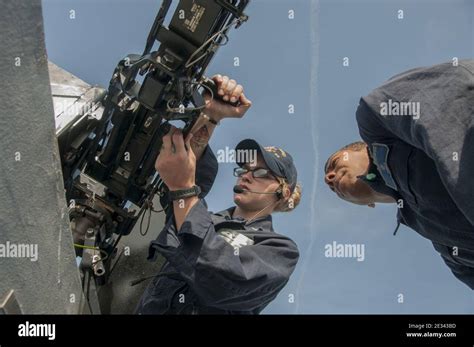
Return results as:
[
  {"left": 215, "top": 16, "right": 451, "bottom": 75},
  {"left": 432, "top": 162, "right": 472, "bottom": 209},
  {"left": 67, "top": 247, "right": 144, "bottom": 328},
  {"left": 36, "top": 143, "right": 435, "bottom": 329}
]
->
[{"left": 235, "top": 139, "right": 298, "bottom": 192}]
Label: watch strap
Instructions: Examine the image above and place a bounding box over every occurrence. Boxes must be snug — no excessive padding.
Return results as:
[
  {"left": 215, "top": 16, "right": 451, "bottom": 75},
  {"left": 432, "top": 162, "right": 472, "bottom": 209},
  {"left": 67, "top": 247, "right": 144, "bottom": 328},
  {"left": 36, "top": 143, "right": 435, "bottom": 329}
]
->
[{"left": 168, "top": 185, "right": 201, "bottom": 201}]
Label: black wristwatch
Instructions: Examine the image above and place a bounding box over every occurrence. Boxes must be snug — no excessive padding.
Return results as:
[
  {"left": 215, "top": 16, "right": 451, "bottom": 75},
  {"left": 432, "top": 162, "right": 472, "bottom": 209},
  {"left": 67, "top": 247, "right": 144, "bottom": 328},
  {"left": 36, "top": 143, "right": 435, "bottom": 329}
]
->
[{"left": 168, "top": 185, "right": 201, "bottom": 201}]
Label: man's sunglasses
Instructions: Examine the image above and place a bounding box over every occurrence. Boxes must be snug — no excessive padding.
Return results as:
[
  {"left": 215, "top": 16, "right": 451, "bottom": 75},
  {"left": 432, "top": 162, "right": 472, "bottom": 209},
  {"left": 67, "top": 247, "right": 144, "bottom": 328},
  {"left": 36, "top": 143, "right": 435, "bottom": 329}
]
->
[{"left": 233, "top": 167, "right": 275, "bottom": 179}]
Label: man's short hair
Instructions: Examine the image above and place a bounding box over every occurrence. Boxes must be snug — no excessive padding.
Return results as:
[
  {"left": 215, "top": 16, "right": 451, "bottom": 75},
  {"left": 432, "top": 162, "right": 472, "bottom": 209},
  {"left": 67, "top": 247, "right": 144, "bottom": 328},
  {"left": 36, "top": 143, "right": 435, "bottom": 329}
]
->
[{"left": 324, "top": 141, "right": 367, "bottom": 173}]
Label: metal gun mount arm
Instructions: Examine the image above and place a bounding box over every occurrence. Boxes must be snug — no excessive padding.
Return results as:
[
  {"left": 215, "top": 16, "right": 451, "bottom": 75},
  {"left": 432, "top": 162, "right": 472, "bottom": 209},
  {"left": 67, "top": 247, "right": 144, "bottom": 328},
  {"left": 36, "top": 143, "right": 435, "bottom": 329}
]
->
[{"left": 56, "top": 0, "right": 250, "bottom": 313}]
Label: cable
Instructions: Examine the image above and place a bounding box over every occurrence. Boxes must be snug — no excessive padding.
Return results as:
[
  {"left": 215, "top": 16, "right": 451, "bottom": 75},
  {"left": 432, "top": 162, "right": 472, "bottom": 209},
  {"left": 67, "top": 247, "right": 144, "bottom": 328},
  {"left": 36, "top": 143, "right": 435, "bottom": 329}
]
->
[
  {"left": 139, "top": 199, "right": 164, "bottom": 236},
  {"left": 245, "top": 199, "right": 281, "bottom": 226},
  {"left": 184, "top": 18, "right": 240, "bottom": 69},
  {"left": 184, "top": 32, "right": 228, "bottom": 68},
  {"left": 244, "top": 183, "right": 285, "bottom": 225},
  {"left": 139, "top": 203, "right": 152, "bottom": 236}
]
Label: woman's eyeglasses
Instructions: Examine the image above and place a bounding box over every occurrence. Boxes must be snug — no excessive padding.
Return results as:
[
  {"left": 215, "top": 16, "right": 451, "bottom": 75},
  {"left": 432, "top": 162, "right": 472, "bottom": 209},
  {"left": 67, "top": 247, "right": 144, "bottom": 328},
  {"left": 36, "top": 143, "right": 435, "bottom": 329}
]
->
[{"left": 233, "top": 167, "right": 275, "bottom": 179}]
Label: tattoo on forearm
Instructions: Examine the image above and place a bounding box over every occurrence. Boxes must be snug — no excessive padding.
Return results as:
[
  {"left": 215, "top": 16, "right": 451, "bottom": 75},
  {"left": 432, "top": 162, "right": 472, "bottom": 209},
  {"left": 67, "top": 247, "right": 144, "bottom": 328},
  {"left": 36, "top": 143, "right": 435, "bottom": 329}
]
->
[{"left": 191, "top": 125, "right": 210, "bottom": 149}]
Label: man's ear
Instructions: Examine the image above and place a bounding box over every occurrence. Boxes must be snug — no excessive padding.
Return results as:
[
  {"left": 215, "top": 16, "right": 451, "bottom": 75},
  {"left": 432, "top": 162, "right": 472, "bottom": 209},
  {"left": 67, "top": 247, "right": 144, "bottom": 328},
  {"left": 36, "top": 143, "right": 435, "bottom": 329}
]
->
[{"left": 367, "top": 203, "right": 375, "bottom": 208}]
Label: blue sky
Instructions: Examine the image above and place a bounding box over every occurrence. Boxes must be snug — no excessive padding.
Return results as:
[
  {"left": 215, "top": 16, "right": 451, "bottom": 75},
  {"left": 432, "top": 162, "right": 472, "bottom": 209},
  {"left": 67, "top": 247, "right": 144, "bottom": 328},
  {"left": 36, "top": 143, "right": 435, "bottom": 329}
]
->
[{"left": 43, "top": 0, "right": 474, "bottom": 313}]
